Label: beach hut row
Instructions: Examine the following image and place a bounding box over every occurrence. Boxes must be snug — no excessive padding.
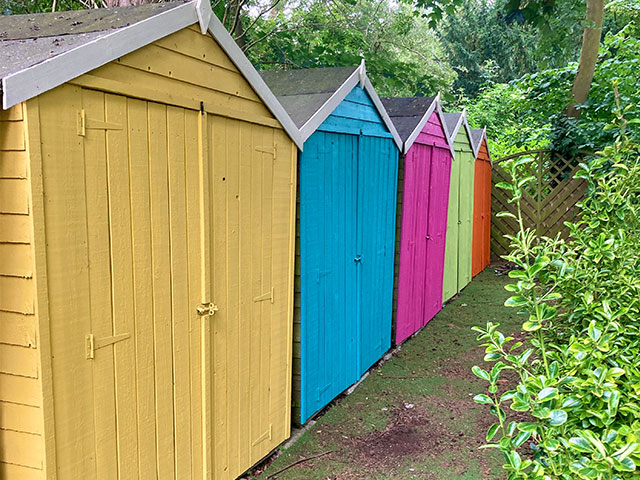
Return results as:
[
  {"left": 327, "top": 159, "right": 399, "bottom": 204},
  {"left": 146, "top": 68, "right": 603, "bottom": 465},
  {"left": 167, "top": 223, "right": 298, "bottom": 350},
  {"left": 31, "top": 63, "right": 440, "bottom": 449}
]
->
[{"left": 0, "top": 2, "right": 491, "bottom": 479}]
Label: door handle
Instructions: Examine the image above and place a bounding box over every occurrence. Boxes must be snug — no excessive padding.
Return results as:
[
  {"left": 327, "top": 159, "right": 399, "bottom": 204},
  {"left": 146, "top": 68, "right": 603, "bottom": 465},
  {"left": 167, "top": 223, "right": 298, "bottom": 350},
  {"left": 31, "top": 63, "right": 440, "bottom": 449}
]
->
[{"left": 354, "top": 255, "right": 361, "bottom": 263}]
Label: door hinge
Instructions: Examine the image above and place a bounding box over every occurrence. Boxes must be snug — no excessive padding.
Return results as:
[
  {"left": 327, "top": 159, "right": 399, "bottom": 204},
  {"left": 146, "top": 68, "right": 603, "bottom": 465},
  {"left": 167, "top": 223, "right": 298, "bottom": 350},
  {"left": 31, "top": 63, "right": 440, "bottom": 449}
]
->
[
  {"left": 253, "top": 287, "right": 274, "bottom": 304},
  {"left": 196, "top": 302, "right": 219, "bottom": 316},
  {"left": 86, "top": 332, "right": 130, "bottom": 359},
  {"left": 255, "top": 145, "right": 277, "bottom": 156},
  {"left": 77, "top": 109, "right": 123, "bottom": 136},
  {"left": 252, "top": 424, "right": 273, "bottom": 446}
]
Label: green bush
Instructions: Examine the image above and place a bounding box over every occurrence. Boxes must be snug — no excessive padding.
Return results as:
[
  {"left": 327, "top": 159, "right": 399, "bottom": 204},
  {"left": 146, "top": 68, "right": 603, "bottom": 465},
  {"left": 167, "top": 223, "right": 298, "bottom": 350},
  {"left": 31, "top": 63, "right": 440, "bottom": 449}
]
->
[{"left": 472, "top": 101, "right": 640, "bottom": 479}]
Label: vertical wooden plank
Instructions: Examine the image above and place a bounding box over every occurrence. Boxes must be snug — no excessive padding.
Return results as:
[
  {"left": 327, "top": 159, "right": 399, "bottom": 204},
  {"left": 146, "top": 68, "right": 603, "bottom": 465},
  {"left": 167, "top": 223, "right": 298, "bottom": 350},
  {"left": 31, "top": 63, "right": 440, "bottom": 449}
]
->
[
  {"left": 259, "top": 124, "right": 274, "bottom": 461},
  {"left": 127, "top": 98, "right": 158, "bottom": 480},
  {"left": 185, "top": 109, "right": 205, "bottom": 480},
  {"left": 198, "top": 112, "right": 213, "bottom": 480},
  {"left": 147, "top": 102, "right": 176, "bottom": 480},
  {"left": 237, "top": 120, "right": 252, "bottom": 469},
  {"left": 81, "top": 89, "right": 118, "bottom": 480},
  {"left": 104, "top": 93, "right": 139, "bottom": 479},
  {"left": 270, "top": 129, "right": 294, "bottom": 442},
  {"left": 248, "top": 123, "right": 263, "bottom": 462},
  {"left": 166, "top": 106, "right": 192, "bottom": 480},
  {"left": 210, "top": 115, "right": 228, "bottom": 478},
  {"left": 38, "top": 84, "right": 96, "bottom": 478}
]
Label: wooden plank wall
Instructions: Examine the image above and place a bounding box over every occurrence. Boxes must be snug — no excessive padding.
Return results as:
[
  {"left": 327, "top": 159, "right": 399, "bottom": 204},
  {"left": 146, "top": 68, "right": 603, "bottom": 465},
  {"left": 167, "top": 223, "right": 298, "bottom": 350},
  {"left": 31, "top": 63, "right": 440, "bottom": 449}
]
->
[
  {"left": 71, "top": 25, "right": 276, "bottom": 127},
  {"left": 0, "top": 104, "right": 45, "bottom": 479},
  {"left": 35, "top": 24, "right": 295, "bottom": 480}
]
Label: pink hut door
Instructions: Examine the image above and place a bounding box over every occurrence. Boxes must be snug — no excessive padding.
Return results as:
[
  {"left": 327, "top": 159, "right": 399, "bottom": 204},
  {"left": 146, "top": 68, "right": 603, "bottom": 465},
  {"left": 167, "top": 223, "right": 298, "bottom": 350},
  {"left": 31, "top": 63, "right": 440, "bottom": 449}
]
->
[
  {"left": 396, "top": 146, "right": 432, "bottom": 344},
  {"left": 423, "top": 145, "right": 452, "bottom": 322},
  {"left": 395, "top": 112, "right": 452, "bottom": 345}
]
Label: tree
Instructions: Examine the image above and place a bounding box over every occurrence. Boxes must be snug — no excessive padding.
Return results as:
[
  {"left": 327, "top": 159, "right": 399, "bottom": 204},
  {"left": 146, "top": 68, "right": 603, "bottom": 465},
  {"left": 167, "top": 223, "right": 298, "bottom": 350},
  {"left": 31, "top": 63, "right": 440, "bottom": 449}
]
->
[
  {"left": 438, "top": 0, "right": 538, "bottom": 97},
  {"left": 567, "top": 0, "right": 604, "bottom": 118},
  {"left": 246, "top": 0, "right": 457, "bottom": 97},
  {"left": 412, "top": 0, "right": 607, "bottom": 117}
]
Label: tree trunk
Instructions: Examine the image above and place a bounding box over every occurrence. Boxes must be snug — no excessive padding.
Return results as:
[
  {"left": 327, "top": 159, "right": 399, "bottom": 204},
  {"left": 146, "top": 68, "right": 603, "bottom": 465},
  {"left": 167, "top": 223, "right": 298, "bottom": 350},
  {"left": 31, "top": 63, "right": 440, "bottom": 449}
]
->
[{"left": 567, "top": 0, "right": 604, "bottom": 119}]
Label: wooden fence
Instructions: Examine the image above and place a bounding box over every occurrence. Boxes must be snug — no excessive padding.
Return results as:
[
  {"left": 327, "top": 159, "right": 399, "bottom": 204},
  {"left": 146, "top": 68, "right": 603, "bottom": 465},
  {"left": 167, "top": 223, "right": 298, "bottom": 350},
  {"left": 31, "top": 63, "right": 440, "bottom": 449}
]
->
[{"left": 491, "top": 149, "right": 589, "bottom": 257}]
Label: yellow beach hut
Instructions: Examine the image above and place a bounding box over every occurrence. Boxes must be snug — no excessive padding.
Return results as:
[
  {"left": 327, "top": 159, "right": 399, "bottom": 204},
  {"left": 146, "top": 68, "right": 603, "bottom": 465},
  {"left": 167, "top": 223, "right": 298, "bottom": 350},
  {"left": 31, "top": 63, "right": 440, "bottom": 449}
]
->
[{"left": 0, "top": 2, "right": 302, "bottom": 479}]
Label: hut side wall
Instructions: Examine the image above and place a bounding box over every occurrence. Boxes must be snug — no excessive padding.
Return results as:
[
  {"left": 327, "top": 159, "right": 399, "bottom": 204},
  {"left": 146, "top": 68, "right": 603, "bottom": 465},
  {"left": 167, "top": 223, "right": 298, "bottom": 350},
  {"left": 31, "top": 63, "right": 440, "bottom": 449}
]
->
[
  {"left": 0, "top": 103, "right": 46, "bottom": 480},
  {"left": 30, "top": 24, "right": 296, "bottom": 480}
]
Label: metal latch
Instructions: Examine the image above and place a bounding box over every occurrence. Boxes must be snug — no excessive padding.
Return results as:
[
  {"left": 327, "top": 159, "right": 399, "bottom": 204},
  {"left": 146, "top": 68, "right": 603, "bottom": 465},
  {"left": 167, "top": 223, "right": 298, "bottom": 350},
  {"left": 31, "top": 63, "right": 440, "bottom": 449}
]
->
[
  {"left": 197, "top": 302, "right": 219, "bottom": 316},
  {"left": 86, "top": 332, "right": 130, "bottom": 359}
]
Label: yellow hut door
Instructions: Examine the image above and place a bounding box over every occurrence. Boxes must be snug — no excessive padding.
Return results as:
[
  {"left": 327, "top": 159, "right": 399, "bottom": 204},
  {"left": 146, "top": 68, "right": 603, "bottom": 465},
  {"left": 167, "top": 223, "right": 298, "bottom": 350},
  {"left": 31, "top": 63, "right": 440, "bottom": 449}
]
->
[
  {"left": 206, "top": 116, "right": 294, "bottom": 479},
  {"left": 39, "top": 85, "right": 211, "bottom": 479}
]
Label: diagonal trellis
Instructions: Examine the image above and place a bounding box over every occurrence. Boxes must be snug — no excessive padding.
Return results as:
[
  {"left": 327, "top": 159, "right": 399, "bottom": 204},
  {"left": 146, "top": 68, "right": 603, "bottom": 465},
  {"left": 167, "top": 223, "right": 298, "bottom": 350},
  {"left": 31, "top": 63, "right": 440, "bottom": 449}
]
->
[{"left": 491, "top": 150, "right": 588, "bottom": 257}]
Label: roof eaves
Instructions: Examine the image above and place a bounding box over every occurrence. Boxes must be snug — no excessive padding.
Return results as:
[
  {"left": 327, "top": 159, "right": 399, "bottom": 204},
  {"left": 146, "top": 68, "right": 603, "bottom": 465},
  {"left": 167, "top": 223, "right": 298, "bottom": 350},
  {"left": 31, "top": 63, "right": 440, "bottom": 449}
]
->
[
  {"left": 459, "top": 109, "right": 475, "bottom": 152},
  {"left": 434, "top": 98, "right": 456, "bottom": 159},
  {"left": 401, "top": 93, "right": 438, "bottom": 154},
  {"left": 2, "top": 1, "right": 196, "bottom": 110},
  {"left": 298, "top": 66, "right": 361, "bottom": 142},
  {"left": 360, "top": 68, "right": 402, "bottom": 151},
  {"left": 205, "top": 6, "right": 303, "bottom": 149}
]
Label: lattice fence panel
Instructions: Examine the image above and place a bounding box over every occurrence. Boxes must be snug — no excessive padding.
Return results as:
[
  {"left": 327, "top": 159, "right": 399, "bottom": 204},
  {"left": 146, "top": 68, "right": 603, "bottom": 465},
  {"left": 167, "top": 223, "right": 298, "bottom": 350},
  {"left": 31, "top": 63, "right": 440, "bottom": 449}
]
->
[{"left": 491, "top": 150, "right": 588, "bottom": 257}]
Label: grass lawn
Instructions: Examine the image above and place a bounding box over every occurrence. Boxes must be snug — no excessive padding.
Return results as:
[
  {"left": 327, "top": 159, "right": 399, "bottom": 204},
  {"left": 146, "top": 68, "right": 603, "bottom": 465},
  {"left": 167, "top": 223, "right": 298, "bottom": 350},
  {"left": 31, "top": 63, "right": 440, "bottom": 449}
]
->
[{"left": 249, "top": 266, "right": 522, "bottom": 480}]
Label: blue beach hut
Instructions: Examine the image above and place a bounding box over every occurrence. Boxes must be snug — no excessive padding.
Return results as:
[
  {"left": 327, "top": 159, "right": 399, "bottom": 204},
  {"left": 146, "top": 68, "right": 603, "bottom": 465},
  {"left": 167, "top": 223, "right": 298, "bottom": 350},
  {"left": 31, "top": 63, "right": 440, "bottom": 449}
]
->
[{"left": 261, "top": 62, "right": 402, "bottom": 424}]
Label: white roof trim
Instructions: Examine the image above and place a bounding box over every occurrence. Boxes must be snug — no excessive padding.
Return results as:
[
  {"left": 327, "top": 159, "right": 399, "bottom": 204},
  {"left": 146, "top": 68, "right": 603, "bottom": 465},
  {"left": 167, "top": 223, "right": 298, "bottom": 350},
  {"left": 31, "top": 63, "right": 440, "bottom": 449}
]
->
[
  {"left": 2, "top": 2, "right": 197, "bottom": 110},
  {"left": 476, "top": 126, "right": 493, "bottom": 164},
  {"left": 436, "top": 100, "right": 457, "bottom": 159},
  {"left": 448, "top": 109, "right": 474, "bottom": 152},
  {"left": 402, "top": 93, "right": 455, "bottom": 158},
  {"left": 299, "top": 67, "right": 360, "bottom": 142},
  {"left": 298, "top": 61, "right": 402, "bottom": 150},
  {"left": 1, "top": 0, "right": 303, "bottom": 149},
  {"left": 361, "top": 74, "right": 403, "bottom": 151},
  {"left": 195, "top": 0, "right": 213, "bottom": 34},
  {"left": 206, "top": 11, "right": 303, "bottom": 149},
  {"left": 358, "top": 58, "right": 366, "bottom": 88}
]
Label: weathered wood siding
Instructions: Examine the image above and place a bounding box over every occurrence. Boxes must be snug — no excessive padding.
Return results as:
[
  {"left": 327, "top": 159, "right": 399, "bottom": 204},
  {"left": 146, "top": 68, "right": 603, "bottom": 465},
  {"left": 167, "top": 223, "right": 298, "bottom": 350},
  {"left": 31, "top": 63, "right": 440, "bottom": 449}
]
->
[
  {"left": 27, "top": 24, "right": 296, "bottom": 480},
  {"left": 0, "top": 104, "right": 45, "bottom": 479}
]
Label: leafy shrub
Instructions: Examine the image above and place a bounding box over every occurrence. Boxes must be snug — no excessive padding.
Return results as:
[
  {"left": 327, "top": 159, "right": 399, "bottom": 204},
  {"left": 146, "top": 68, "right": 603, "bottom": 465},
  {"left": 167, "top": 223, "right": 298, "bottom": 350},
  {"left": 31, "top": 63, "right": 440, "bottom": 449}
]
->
[{"left": 472, "top": 101, "right": 640, "bottom": 479}]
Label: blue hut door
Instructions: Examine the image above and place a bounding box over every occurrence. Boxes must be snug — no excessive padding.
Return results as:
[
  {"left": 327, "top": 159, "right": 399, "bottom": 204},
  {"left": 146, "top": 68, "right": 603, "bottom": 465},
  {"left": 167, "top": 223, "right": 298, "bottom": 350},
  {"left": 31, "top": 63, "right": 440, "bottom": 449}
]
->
[
  {"left": 357, "top": 134, "right": 397, "bottom": 376},
  {"left": 300, "top": 131, "right": 359, "bottom": 421}
]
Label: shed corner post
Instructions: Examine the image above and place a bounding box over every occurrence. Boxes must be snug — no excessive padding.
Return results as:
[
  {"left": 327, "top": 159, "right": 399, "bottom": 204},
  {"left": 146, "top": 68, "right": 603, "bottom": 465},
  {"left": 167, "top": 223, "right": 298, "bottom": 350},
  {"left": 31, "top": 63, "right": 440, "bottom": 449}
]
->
[{"left": 23, "top": 96, "right": 59, "bottom": 479}]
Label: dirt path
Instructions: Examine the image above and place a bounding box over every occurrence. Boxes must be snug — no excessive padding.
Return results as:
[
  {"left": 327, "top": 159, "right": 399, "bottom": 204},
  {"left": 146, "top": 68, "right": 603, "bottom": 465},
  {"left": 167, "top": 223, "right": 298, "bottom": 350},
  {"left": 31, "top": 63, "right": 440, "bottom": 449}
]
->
[{"left": 251, "top": 267, "right": 520, "bottom": 480}]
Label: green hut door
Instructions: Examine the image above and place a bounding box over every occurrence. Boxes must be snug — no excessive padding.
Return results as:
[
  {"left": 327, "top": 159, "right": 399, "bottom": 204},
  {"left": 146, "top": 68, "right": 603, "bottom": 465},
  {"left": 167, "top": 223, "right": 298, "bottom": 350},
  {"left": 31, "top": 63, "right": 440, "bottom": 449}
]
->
[
  {"left": 457, "top": 149, "right": 475, "bottom": 291},
  {"left": 442, "top": 131, "right": 475, "bottom": 303},
  {"left": 442, "top": 150, "right": 460, "bottom": 302}
]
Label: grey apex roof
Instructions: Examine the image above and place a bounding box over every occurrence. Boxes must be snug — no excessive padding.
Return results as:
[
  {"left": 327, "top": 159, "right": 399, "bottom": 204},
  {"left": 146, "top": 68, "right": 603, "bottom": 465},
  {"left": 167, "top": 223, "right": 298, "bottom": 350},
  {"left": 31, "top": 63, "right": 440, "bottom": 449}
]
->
[
  {"left": 259, "top": 66, "right": 359, "bottom": 128},
  {"left": 381, "top": 96, "right": 435, "bottom": 143},
  {"left": 443, "top": 112, "right": 463, "bottom": 137},
  {"left": 470, "top": 128, "right": 485, "bottom": 151},
  {"left": 0, "top": 2, "right": 188, "bottom": 82}
]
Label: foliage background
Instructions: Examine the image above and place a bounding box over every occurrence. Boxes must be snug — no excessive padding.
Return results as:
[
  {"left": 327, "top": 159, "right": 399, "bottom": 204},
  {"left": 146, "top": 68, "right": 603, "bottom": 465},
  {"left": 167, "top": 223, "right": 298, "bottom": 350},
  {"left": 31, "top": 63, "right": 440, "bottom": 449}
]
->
[{"left": 1, "top": 0, "right": 639, "bottom": 154}]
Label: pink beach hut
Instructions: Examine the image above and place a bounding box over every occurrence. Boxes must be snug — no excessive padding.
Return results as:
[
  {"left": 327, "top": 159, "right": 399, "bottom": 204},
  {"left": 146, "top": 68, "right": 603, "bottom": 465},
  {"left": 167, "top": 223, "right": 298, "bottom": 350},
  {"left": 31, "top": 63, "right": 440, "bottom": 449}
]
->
[{"left": 382, "top": 95, "right": 454, "bottom": 344}]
